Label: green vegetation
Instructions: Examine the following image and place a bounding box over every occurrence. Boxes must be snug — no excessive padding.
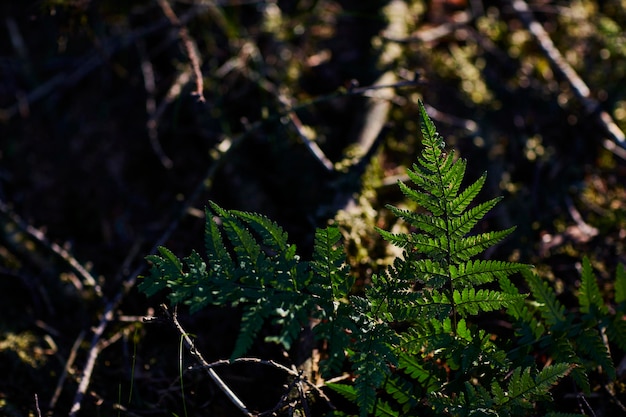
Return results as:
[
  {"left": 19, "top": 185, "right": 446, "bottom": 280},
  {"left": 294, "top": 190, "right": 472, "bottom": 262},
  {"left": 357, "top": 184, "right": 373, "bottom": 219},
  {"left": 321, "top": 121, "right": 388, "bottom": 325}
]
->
[
  {"left": 140, "top": 102, "right": 626, "bottom": 416},
  {"left": 2, "top": 1, "right": 626, "bottom": 416}
]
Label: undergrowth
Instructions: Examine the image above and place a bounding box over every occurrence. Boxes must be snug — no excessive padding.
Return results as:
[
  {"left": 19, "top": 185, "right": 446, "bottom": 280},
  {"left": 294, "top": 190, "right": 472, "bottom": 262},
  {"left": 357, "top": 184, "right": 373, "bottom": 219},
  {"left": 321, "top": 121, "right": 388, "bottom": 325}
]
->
[{"left": 140, "top": 101, "right": 626, "bottom": 416}]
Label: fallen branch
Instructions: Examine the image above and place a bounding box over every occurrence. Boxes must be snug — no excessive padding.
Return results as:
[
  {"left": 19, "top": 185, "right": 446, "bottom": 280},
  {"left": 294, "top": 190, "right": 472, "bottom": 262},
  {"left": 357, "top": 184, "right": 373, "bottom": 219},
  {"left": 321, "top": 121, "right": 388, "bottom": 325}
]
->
[
  {"left": 67, "top": 116, "right": 251, "bottom": 415},
  {"left": 0, "top": 5, "right": 205, "bottom": 123},
  {"left": 0, "top": 199, "right": 101, "bottom": 295},
  {"left": 510, "top": 0, "right": 625, "bottom": 152},
  {"left": 157, "top": 0, "right": 205, "bottom": 103},
  {"left": 158, "top": 304, "right": 254, "bottom": 416},
  {"left": 154, "top": 304, "right": 333, "bottom": 416}
]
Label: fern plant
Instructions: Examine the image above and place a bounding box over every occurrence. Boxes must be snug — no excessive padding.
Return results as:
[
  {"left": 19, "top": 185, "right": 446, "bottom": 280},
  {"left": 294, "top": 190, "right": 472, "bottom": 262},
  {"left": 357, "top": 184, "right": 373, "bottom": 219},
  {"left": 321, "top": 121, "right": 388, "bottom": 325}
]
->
[
  {"left": 502, "top": 257, "right": 626, "bottom": 397},
  {"left": 139, "top": 100, "right": 609, "bottom": 416}
]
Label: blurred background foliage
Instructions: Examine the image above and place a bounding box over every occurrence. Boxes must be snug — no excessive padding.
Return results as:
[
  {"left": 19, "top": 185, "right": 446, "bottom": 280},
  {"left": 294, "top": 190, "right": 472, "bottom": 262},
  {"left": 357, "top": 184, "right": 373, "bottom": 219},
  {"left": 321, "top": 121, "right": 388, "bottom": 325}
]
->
[{"left": 1, "top": 0, "right": 626, "bottom": 415}]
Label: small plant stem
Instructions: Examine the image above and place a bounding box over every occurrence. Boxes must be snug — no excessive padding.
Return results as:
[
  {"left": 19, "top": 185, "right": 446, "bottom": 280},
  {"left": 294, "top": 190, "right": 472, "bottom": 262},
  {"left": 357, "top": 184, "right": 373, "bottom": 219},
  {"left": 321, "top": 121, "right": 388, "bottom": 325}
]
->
[{"left": 160, "top": 305, "right": 254, "bottom": 416}]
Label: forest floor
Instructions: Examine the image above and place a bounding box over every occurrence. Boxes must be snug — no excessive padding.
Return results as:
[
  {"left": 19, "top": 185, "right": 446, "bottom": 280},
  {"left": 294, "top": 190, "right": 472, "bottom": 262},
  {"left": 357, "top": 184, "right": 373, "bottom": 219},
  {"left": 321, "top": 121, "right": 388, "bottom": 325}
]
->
[{"left": 1, "top": 0, "right": 626, "bottom": 416}]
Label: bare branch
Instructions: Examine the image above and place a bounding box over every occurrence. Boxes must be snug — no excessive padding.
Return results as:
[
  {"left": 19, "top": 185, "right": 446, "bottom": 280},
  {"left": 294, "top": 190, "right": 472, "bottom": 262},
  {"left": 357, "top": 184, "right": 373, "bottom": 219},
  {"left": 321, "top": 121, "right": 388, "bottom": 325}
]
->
[
  {"left": 510, "top": 0, "right": 625, "bottom": 151},
  {"left": 0, "top": 199, "right": 101, "bottom": 295},
  {"left": 157, "top": 0, "right": 205, "bottom": 102},
  {"left": 159, "top": 304, "right": 254, "bottom": 416}
]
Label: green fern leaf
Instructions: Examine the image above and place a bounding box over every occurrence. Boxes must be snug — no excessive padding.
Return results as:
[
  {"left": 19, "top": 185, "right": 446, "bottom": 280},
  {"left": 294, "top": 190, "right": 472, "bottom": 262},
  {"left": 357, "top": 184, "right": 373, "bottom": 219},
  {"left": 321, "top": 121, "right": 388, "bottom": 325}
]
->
[
  {"left": 448, "top": 172, "right": 486, "bottom": 216},
  {"left": 522, "top": 269, "right": 566, "bottom": 327},
  {"left": 447, "top": 197, "right": 501, "bottom": 238},
  {"left": 397, "top": 176, "right": 444, "bottom": 216},
  {"left": 412, "top": 258, "right": 449, "bottom": 289},
  {"left": 205, "top": 204, "right": 235, "bottom": 276},
  {"left": 500, "top": 363, "right": 571, "bottom": 407},
  {"left": 450, "top": 228, "right": 516, "bottom": 262},
  {"left": 139, "top": 246, "right": 184, "bottom": 296},
  {"left": 231, "top": 209, "right": 290, "bottom": 251},
  {"left": 577, "top": 328, "right": 616, "bottom": 380},
  {"left": 397, "top": 351, "right": 438, "bottom": 391},
  {"left": 453, "top": 288, "right": 525, "bottom": 316},
  {"left": 451, "top": 259, "right": 531, "bottom": 288},
  {"left": 383, "top": 375, "right": 418, "bottom": 413},
  {"left": 607, "top": 316, "right": 626, "bottom": 352},
  {"left": 578, "top": 257, "right": 608, "bottom": 315},
  {"left": 384, "top": 204, "right": 447, "bottom": 236},
  {"left": 311, "top": 226, "right": 353, "bottom": 299},
  {"left": 231, "top": 302, "right": 266, "bottom": 360}
]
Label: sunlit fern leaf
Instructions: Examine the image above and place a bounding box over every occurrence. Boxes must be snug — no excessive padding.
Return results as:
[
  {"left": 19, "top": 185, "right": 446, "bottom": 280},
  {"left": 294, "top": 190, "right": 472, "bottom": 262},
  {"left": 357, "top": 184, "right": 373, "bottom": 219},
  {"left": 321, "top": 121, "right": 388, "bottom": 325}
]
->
[
  {"left": 384, "top": 204, "right": 447, "bottom": 236},
  {"left": 453, "top": 288, "right": 525, "bottom": 316},
  {"left": 311, "top": 226, "right": 353, "bottom": 299},
  {"left": 450, "top": 259, "right": 531, "bottom": 288},
  {"left": 446, "top": 197, "right": 501, "bottom": 238},
  {"left": 139, "top": 247, "right": 184, "bottom": 297},
  {"left": 448, "top": 172, "right": 487, "bottom": 216},
  {"left": 231, "top": 209, "right": 290, "bottom": 251},
  {"left": 205, "top": 203, "right": 235, "bottom": 276},
  {"left": 449, "top": 228, "right": 516, "bottom": 262}
]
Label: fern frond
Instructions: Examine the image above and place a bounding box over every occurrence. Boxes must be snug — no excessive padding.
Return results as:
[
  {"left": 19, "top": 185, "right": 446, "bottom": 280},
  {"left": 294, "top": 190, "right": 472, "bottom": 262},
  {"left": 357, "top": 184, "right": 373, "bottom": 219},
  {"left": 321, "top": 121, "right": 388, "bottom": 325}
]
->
[
  {"left": 417, "top": 100, "right": 445, "bottom": 157},
  {"left": 231, "top": 208, "right": 290, "bottom": 251},
  {"left": 205, "top": 203, "right": 235, "bottom": 275},
  {"left": 578, "top": 257, "right": 608, "bottom": 316},
  {"left": 577, "top": 328, "right": 616, "bottom": 380},
  {"left": 453, "top": 288, "right": 525, "bottom": 316},
  {"left": 311, "top": 226, "right": 353, "bottom": 300},
  {"left": 448, "top": 172, "right": 487, "bottom": 216},
  {"left": 607, "top": 316, "right": 626, "bottom": 352},
  {"left": 385, "top": 204, "right": 447, "bottom": 236},
  {"left": 139, "top": 246, "right": 183, "bottom": 297},
  {"left": 231, "top": 302, "right": 267, "bottom": 360},
  {"left": 544, "top": 336, "right": 590, "bottom": 393},
  {"left": 451, "top": 259, "right": 531, "bottom": 288},
  {"left": 495, "top": 363, "right": 571, "bottom": 409},
  {"left": 449, "top": 228, "right": 516, "bottom": 262},
  {"left": 446, "top": 197, "right": 501, "bottom": 238},
  {"left": 522, "top": 269, "right": 567, "bottom": 327},
  {"left": 412, "top": 258, "right": 449, "bottom": 288},
  {"left": 398, "top": 174, "right": 444, "bottom": 215},
  {"left": 397, "top": 351, "right": 439, "bottom": 391},
  {"left": 383, "top": 375, "right": 418, "bottom": 414}
]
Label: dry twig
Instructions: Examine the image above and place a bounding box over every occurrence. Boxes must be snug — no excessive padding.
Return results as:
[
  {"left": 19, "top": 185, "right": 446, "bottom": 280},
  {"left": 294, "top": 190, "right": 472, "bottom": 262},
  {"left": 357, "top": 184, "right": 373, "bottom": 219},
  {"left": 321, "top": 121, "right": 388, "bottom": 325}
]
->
[
  {"left": 0, "top": 199, "right": 101, "bottom": 295},
  {"left": 155, "top": 304, "right": 334, "bottom": 416},
  {"left": 510, "top": 0, "right": 625, "bottom": 153},
  {"left": 157, "top": 0, "right": 205, "bottom": 102},
  {"left": 157, "top": 304, "right": 253, "bottom": 416}
]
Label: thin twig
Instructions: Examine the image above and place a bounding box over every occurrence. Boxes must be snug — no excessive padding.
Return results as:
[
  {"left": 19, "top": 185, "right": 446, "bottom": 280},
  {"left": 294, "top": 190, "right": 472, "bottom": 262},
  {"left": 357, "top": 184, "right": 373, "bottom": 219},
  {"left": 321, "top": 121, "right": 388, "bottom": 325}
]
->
[
  {"left": 0, "top": 199, "right": 102, "bottom": 295},
  {"left": 34, "top": 394, "right": 42, "bottom": 417},
  {"left": 160, "top": 304, "right": 254, "bottom": 416},
  {"left": 137, "top": 39, "right": 174, "bottom": 169},
  {"left": 66, "top": 112, "right": 253, "bottom": 415},
  {"left": 69, "top": 306, "right": 113, "bottom": 416},
  {"left": 157, "top": 0, "right": 205, "bottom": 102},
  {"left": 510, "top": 0, "right": 625, "bottom": 151},
  {"left": 49, "top": 330, "right": 85, "bottom": 409},
  {"left": 195, "top": 355, "right": 333, "bottom": 406},
  {"left": 0, "top": 6, "right": 205, "bottom": 122},
  {"left": 160, "top": 305, "right": 335, "bottom": 415}
]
